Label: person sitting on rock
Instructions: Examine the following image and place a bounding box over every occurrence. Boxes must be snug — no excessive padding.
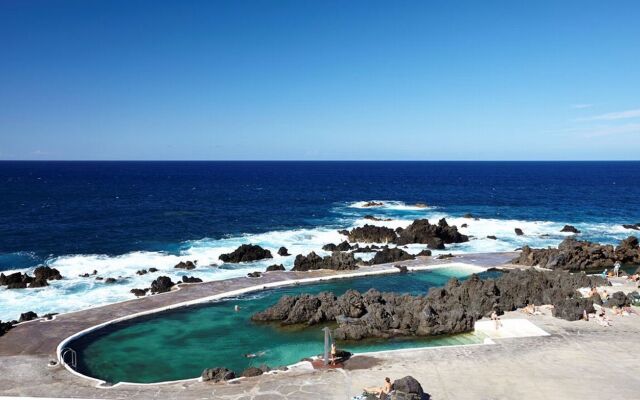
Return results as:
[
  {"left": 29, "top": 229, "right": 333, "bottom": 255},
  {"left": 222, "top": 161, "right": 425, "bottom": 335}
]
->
[{"left": 363, "top": 377, "right": 393, "bottom": 400}]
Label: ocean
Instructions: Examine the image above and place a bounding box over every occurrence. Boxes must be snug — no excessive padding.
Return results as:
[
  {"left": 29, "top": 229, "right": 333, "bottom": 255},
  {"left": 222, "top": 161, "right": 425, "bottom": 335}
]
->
[{"left": 1, "top": 161, "right": 639, "bottom": 320}]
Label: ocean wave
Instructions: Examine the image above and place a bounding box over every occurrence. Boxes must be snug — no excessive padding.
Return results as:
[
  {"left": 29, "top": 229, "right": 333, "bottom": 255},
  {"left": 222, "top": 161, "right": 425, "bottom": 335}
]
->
[
  {"left": 347, "top": 200, "right": 435, "bottom": 211},
  {"left": 0, "top": 200, "right": 634, "bottom": 320}
]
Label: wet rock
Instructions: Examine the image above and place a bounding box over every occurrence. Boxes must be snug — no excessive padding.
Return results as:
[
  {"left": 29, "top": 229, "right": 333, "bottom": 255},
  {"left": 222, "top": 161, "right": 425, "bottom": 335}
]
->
[
  {"left": 79, "top": 273, "right": 90, "bottom": 278},
  {"left": 293, "top": 251, "right": 359, "bottom": 271},
  {"left": 368, "top": 247, "right": 415, "bottom": 265},
  {"left": 201, "top": 367, "right": 236, "bottom": 382},
  {"left": 43, "top": 313, "right": 58, "bottom": 320},
  {"left": 247, "top": 271, "right": 262, "bottom": 278},
  {"left": 130, "top": 288, "right": 149, "bottom": 297},
  {"left": 104, "top": 278, "right": 117, "bottom": 284},
  {"left": 395, "top": 219, "right": 468, "bottom": 247},
  {"left": 182, "top": 276, "right": 203, "bottom": 283},
  {"left": 18, "top": 311, "right": 38, "bottom": 323},
  {"left": 95, "top": 277, "right": 103, "bottom": 281},
  {"left": 277, "top": 247, "right": 290, "bottom": 256},
  {"left": 323, "top": 241, "right": 354, "bottom": 252},
  {"left": 34, "top": 266, "right": 62, "bottom": 281},
  {"left": 487, "top": 235, "right": 497, "bottom": 240},
  {"left": 28, "top": 278, "right": 48, "bottom": 288},
  {"left": 363, "top": 215, "right": 392, "bottom": 221},
  {"left": 561, "top": 225, "right": 580, "bottom": 234},
  {"left": 149, "top": 267, "right": 158, "bottom": 273},
  {"left": 515, "top": 228, "right": 524, "bottom": 236},
  {"left": 266, "top": 264, "right": 286, "bottom": 272},
  {"left": 362, "top": 201, "right": 384, "bottom": 207},
  {"left": 417, "top": 249, "right": 432, "bottom": 257},
  {"left": 338, "top": 229, "right": 350, "bottom": 236},
  {"left": 393, "top": 376, "right": 427, "bottom": 400},
  {"left": 347, "top": 225, "right": 397, "bottom": 243},
  {"left": 219, "top": 245, "right": 273, "bottom": 263},
  {"left": 1, "top": 272, "right": 33, "bottom": 289},
  {"left": 150, "top": 276, "right": 175, "bottom": 294},
  {"left": 461, "top": 223, "right": 468, "bottom": 228},
  {"left": 241, "top": 367, "right": 263, "bottom": 377},
  {"left": 463, "top": 213, "right": 474, "bottom": 219},
  {"left": 622, "top": 223, "right": 640, "bottom": 231},
  {"left": 136, "top": 269, "right": 148, "bottom": 275},
  {"left": 174, "top": 260, "right": 197, "bottom": 270}
]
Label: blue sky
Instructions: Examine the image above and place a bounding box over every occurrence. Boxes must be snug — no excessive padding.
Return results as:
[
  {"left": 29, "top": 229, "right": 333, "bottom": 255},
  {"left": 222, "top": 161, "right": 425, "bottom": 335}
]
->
[{"left": 1, "top": 0, "right": 639, "bottom": 160}]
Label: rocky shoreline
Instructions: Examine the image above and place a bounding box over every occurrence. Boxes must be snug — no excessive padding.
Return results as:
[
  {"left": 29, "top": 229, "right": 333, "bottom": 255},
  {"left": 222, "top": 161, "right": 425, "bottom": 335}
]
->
[{"left": 252, "top": 269, "right": 615, "bottom": 340}]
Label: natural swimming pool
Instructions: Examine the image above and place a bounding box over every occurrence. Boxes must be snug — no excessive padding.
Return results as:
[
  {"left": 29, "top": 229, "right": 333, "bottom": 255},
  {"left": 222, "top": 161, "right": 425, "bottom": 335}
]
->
[{"left": 70, "top": 265, "right": 501, "bottom": 384}]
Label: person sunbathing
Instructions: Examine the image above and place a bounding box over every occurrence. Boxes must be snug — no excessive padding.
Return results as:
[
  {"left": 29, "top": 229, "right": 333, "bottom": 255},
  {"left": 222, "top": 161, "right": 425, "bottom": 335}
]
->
[
  {"left": 596, "top": 310, "right": 611, "bottom": 327},
  {"left": 363, "top": 377, "right": 393, "bottom": 399}
]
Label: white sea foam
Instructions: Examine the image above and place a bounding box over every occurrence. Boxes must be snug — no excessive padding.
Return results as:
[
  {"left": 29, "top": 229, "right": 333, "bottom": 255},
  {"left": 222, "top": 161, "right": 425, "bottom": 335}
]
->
[
  {"left": 348, "top": 200, "right": 435, "bottom": 211},
  {"left": 0, "top": 201, "right": 633, "bottom": 320}
]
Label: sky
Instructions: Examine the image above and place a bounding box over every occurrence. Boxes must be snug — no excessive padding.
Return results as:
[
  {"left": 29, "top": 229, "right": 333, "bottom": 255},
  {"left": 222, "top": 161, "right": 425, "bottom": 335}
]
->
[{"left": 0, "top": 0, "right": 639, "bottom": 160}]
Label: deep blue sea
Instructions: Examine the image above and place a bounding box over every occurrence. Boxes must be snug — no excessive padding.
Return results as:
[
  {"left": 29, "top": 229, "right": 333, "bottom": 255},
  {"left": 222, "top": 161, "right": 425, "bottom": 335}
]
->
[{"left": 1, "top": 161, "right": 639, "bottom": 319}]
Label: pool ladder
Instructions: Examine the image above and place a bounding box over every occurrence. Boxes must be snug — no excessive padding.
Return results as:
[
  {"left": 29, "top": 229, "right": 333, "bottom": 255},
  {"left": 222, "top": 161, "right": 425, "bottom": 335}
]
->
[{"left": 60, "top": 347, "right": 77, "bottom": 369}]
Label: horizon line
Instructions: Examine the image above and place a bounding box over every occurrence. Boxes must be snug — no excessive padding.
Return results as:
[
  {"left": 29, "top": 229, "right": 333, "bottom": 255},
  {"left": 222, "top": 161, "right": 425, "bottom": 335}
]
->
[{"left": 1, "top": 159, "right": 640, "bottom": 163}]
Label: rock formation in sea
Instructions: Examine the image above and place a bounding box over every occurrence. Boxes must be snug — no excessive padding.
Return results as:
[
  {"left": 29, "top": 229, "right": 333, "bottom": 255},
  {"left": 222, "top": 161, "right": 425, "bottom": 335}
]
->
[
  {"left": 347, "top": 224, "right": 397, "bottom": 243},
  {"left": 561, "top": 225, "right": 580, "bottom": 234},
  {"left": 219, "top": 244, "right": 273, "bottom": 263},
  {"left": 395, "top": 218, "right": 468, "bottom": 248},
  {"left": 0, "top": 265, "right": 62, "bottom": 289},
  {"left": 174, "top": 260, "right": 197, "bottom": 270},
  {"left": 515, "top": 228, "right": 524, "bottom": 236},
  {"left": 511, "top": 236, "right": 640, "bottom": 271},
  {"left": 622, "top": 223, "right": 640, "bottom": 231},
  {"left": 292, "top": 251, "right": 360, "bottom": 271},
  {"left": 252, "top": 269, "right": 603, "bottom": 340},
  {"left": 18, "top": 311, "right": 38, "bottom": 322},
  {"left": 277, "top": 246, "right": 290, "bottom": 256}
]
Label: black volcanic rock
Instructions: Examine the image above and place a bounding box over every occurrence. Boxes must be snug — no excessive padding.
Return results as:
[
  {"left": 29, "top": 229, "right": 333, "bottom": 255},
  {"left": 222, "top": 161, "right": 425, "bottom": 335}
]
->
[
  {"left": 292, "top": 251, "right": 359, "bottom": 271},
  {"left": 18, "top": 311, "right": 38, "bottom": 323},
  {"left": 487, "top": 235, "right": 497, "bottom": 240},
  {"left": 253, "top": 269, "right": 603, "bottom": 341},
  {"left": 277, "top": 247, "right": 290, "bottom": 256},
  {"left": 395, "top": 219, "right": 468, "bottom": 247},
  {"left": 219, "top": 245, "right": 273, "bottom": 263},
  {"left": 247, "top": 271, "right": 262, "bottom": 278},
  {"left": 368, "top": 247, "right": 415, "bottom": 265},
  {"left": 561, "top": 225, "right": 580, "bottom": 234},
  {"left": 181, "top": 276, "right": 203, "bottom": 283},
  {"left": 347, "top": 225, "right": 397, "bottom": 243},
  {"left": 393, "top": 376, "right": 427, "bottom": 400},
  {"left": 515, "top": 228, "right": 524, "bottom": 236},
  {"left": 131, "top": 288, "right": 149, "bottom": 297},
  {"left": 322, "top": 241, "right": 354, "bottom": 252},
  {"left": 174, "top": 260, "right": 196, "bottom": 270},
  {"left": 34, "top": 266, "right": 62, "bottom": 281},
  {"left": 0, "top": 321, "right": 13, "bottom": 337},
  {"left": 201, "top": 367, "right": 235, "bottom": 382},
  {"left": 266, "top": 264, "right": 286, "bottom": 272},
  {"left": 417, "top": 249, "right": 432, "bottom": 257},
  {"left": 150, "top": 276, "right": 175, "bottom": 294},
  {"left": 512, "top": 237, "right": 640, "bottom": 271},
  {"left": 623, "top": 223, "right": 640, "bottom": 231}
]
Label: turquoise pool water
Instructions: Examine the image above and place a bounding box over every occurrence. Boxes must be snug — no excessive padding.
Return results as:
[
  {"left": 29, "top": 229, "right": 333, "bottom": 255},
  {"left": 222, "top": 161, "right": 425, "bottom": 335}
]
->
[{"left": 71, "top": 266, "right": 500, "bottom": 383}]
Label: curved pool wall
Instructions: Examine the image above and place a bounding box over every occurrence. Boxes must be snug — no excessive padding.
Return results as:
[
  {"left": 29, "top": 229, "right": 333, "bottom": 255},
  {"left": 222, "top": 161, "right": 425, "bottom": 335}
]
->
[{"left": 65, "top": 265, "right": 501, "bottom": 384}]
